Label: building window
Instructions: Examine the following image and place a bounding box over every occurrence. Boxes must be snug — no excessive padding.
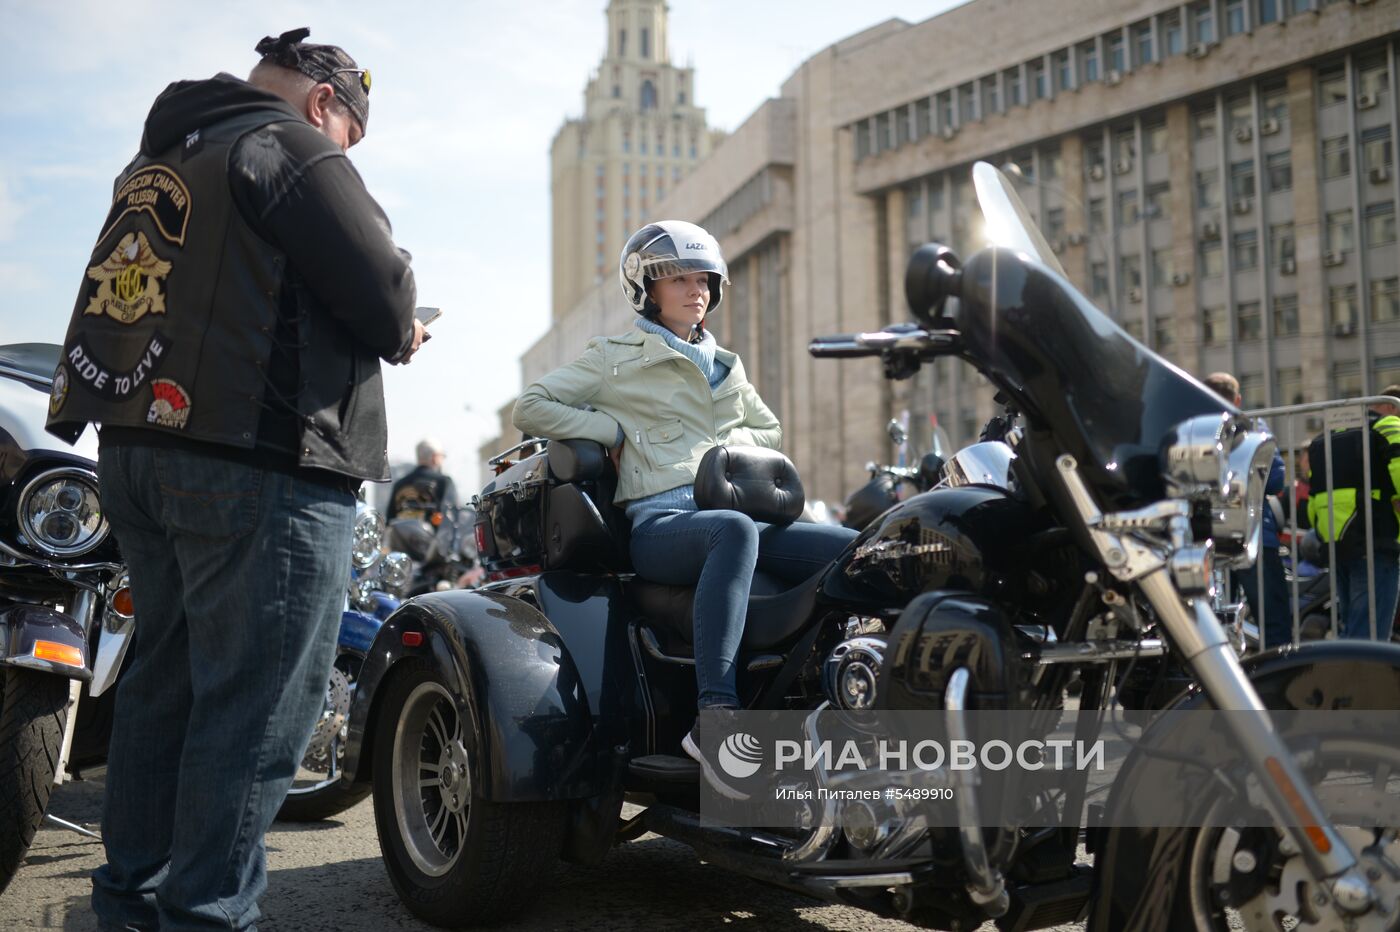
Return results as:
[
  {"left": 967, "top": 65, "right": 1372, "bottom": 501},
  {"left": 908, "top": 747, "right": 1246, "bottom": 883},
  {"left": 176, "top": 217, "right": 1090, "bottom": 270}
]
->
[
  {"left": 1331, "top": 284, "right": 1359, "bottom": 331},
  {"left": 1114, "top": 127, "right": 1136, "bottom": 164},
  {"left": 1270, "top": 222, "right": 1296, "bottom": 264},
  {"left": 1197, "top": 168, "right": 1221, "bottom": 208},
  {"left": 1258, "top": 0, "right": 1279, "bottom": 24},
  {"left": 1327, "top": 209, "right": 1354, "bottom": 254},
  {"left": 1004, "top": 68, "right": 1024, "bottom": 107},
  {"left": 1091, "top": 261, "right": 1110, "bottom": 297},
  {"left": 1227, "top": 95, "right": 1252, "bottom": 136},
  {"left": 1145, "top": 121, "right": 1168, "bottom": 155},
  {"left": 1081, "top": 42, "right": 1100, "bottom": 82},
  {"left": 1321, "top": 136, "right": 1350, "bottom": 179},
  {"left": 1287, "top": 0, "right": 1313, "bottom": 14},
  {"left": 1358, "top": 56, "right": 1389, "bottom": 100},
  {"left": 1277, "top": 366, "right": 1303, "bottom": 406},
  {"left": 1334, "top": 361, "right": 1363, "bottom": 398},
  {"left": 1261, "top": 84, "right": 1288, "bottom": 126},
  {"left": 896, "top": 106, "right": 912, "bottom": 146},
  {"left": 1107, "top": 33, "right": 1126, "bottom": 73},
  {"left": 1117, "top": 190, "right": 1140, "bottom": 225},
  {"left": 1266, "top": 151, "right": 1292, "bottom": 192},
  {"left": 854, "top": 121, "right": 871, "bottom": 160},
  {"left": 1154, "top": 314, "right": 1174, "bottom": 350},
  {"left": 1124, "top": 319, "right": 1145, "bottom": 341},
  {"left": 1120, "top": 254, "right": 1143, "bottom": 291},
  {"left": 1225, "top": 0, "right": 1247, "bottom": 36},
  {"left": 1233, "top": 230, "right": 1259, "bottom": 270},
  {"left": 618, "top": 29, "right": 627, "bottom": 56},
  {"left": 1194, "top": 105, "right": 1217, "bottom": 140},
  {"left": 1042, "top": 148, "right": 1063, "bottom": 180},
  {"left": 1146, "top": 182, "right": 1171, "bottom": 220},
  {"left": 1055, "top": 50, "right": 1073, "bottom": 91},
  {"left": 1373, "top": 278, "right": 1400, "bottom": 323},
  {"left": 1163, "top": 12, "right": 1184, "bottom": 55},
  {"left": 1030, "top": 61, "right": 1048, "bottom": 100},
  {"left": 930, "top": 181, "right": 945, "bottom": 211},
  {"left": 1204, "top": 307, "right": 1226, "bottom": 345},
  {"left": 1200, "top": 239, "right": 1224, "bottom": 278},
  {"left": 981, "top": 76, "right": 1001, "bottom": 116},
  {"left": 640, "top": 80, "right": 657, "bottom": 111},
  {"left": 1238, "top": 301, "right": 1262, "bottom": 341},
  {"left": 1045, "top": 207, "right": 1066, "bottom": 239},
  {"left": 1193, "top": 2, "right": 1216, "bottom": 44},
  {"left": 1274, "top": 295, "right": 1300, "bottom": 336},
  {"left": 1239, "top": 373, "right": 1262, "bottom": 406},
  {"left": 1152, "top": 248, "right": 1175, "bottom": 287},
  {"left": 1088, "top": 197, "right": 1106, "bottom": 233},
  {"left": 1085, "top": 138, "right": 1105, "bottom": 174},
  {"left": 875, "top": 112, "right": 892, "bottom": 152},
  {"left": 939, "top": 91, "right": 955, "bottom": 128},
  {"left": 915, "top": 98, "right": 932, "bottom": 137},
  {"left": 640, "top": 27, "right": 650, "bottom": 58},
  {"left": 1133, "top": 22, "right": 1154, "bottom": 65},
  {"left": 960, "top": 83, "right": 978, "bottom": 122},
  {"left": 1230, "top": 160, "right": 1256, "bottom": 200},
  {"left": 1367, "top": 203, "right": 1397, "bottom": 247},
  {"left": 639, "top": 139, "right": 648, "bottom": 155},
  {"left": 1318, "top": 66, "right": 1347, "bottom": 107},
  {"left": 1362, "top": 127, "right": 1393, "bottom": 172}
]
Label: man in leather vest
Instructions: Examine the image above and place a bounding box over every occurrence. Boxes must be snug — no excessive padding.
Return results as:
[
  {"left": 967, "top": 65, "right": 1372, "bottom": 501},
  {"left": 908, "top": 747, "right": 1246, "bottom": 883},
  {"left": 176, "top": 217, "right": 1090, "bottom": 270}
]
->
[
  {"left": 46, "top": 29, "right": 424, "bottom": 930},
  {"left": 388, "top": 437, "right": 458, "bottom": 521}
]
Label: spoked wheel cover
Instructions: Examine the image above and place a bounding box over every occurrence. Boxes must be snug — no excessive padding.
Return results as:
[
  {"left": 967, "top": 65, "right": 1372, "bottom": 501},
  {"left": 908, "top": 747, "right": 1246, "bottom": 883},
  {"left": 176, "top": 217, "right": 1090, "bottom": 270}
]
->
[
  {"left": 390, "top": 680, "right": 472, "bottom": 877},
  {"left": 1186, "top": 739, "right": 1400, "bottom": 931}
]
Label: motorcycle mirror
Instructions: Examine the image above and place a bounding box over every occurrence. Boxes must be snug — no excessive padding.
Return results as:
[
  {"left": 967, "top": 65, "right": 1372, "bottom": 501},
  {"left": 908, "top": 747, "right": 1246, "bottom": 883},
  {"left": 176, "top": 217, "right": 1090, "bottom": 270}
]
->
[
  {"left": 887, "top": 420, "right": 907, "bottom": 446},
  {"left": 905, "top": 243, "right": 962, "bottom": 326},
  {"left": 919, "top": 452, "right": 946, "bottom": 488}
]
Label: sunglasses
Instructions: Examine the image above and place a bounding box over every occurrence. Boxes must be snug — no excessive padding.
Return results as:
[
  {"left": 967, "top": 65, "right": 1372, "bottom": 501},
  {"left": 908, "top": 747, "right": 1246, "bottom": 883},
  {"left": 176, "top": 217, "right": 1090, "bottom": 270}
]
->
[{"left": 327, "top": 67, "right": 372, "bottom": 95}]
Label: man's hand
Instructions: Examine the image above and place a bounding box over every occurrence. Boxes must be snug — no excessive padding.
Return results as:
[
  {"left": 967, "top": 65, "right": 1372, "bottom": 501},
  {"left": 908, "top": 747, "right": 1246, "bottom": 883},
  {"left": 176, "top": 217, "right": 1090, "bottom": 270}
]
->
[{"left": 397, "top": 319, "right": 427, "bottom": 364}]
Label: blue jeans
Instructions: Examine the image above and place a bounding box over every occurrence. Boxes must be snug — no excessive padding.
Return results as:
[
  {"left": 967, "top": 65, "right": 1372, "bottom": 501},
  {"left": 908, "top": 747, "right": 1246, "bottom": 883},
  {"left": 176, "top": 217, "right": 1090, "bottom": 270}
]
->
[
  {"left": 629, "top": 511, "right": 857, "bottom": 708},
  {"left": 93, "top": 445, "right": 354, "bottom": 931},
  {"left": 1335, "top": 551, "right": 1400, "bottom": 641},
  {"left": 1237, "top": 547, "right": 1293, "bottom": 650}
]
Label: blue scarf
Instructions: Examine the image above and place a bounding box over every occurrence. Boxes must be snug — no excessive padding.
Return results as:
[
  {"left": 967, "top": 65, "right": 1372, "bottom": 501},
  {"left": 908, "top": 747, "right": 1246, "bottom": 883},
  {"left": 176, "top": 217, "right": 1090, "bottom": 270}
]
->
[{"left": 635, "top": 317, "right": 730, "bottom": 389}]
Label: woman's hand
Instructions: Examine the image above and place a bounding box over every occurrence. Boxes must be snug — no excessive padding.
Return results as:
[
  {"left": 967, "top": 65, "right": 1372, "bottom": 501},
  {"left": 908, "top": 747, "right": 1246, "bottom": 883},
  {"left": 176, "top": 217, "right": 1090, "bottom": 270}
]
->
[{"left": 609, "top": 442, "right": 623, "bottom": 473}]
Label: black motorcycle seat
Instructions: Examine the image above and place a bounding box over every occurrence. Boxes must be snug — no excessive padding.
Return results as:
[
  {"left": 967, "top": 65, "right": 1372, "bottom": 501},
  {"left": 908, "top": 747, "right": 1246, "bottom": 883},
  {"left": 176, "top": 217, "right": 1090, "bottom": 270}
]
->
[{"left": 629, "top": 568, "right": 825, "bottom": 654}]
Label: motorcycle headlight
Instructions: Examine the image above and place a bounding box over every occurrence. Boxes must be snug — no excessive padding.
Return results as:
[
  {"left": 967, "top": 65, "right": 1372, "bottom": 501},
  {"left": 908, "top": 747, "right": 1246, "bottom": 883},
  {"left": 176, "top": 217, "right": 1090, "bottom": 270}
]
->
[
  {"left": 1162, "top": 413, "right": 1276, "bottom": 568},
  {"left": 381, "top": 551, "right": 411, "bottom": 595},
  {"left": 18, "top": 467, "right": 109, "bottom": 558},
  {"left": 351, "top": 507, "right": 384, "bottom": 569}
]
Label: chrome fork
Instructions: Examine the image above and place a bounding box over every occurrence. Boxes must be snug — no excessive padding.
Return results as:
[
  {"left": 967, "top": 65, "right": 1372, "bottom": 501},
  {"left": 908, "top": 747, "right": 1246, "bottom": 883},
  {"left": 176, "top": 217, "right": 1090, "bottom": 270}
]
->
[{"left": 1057, "top": 455, "right": 1377, "bottom": 915}]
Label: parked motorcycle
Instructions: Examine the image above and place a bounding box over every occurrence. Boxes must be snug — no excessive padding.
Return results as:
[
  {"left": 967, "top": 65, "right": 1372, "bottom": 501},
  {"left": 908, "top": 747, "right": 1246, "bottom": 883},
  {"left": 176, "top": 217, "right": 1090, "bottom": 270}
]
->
[
  {"left": 385, "top": 504, "right": 479, "bottom": 595},
  {"left": 842, "top": 417, "right": 947, "bottom": 531},
  {"left": 328, "top": 163, "right": 1400, "bottom": 930},
  {"left": 278, "top": 501, "right": 409, "bottom": 822},
  {"left": 0, "top": 343, "right": 132, "bottom": 894}
]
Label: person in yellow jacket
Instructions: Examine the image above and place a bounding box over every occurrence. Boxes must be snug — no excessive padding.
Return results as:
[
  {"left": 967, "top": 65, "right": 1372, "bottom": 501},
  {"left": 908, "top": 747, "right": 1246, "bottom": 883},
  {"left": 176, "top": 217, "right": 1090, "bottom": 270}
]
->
[
  {"left": 514, "top": 221, "right": 856, "bottom": 798},
  {"left": 1307, "top": 387, "right": 1400, "bottom": 639}
]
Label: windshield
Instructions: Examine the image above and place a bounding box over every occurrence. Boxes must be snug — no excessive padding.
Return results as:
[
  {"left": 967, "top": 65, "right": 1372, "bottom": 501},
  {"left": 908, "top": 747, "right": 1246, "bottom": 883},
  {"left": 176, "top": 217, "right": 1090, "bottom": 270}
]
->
[{"left": 971, "top": 162, "right": 1068, "bottom": 279}]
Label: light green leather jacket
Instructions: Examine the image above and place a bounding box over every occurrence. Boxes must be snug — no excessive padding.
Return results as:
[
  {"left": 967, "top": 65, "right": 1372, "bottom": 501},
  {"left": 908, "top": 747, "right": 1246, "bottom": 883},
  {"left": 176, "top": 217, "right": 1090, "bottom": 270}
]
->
[{"left": 512, "top": 329, "right": 782, "bottom": 504}]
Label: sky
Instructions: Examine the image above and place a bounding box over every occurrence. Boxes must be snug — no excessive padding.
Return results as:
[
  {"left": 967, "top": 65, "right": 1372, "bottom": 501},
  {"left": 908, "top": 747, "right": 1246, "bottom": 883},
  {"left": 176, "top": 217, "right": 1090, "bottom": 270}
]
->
[{"left": 0, "top": 0, "right": 967, "bottom": 492}]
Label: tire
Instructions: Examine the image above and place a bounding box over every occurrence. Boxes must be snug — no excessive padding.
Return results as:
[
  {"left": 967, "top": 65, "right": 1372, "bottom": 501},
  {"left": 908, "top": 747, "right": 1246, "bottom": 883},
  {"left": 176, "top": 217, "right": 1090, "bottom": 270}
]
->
[
  {"left": 277, "top": 655, "right": 372, "bottom": 822},
  {"left": 0, "top": 669, "right": 69, "bottom": 895},
  {"left": 371, "top": 658, "right": 564, "bottom": 927}
]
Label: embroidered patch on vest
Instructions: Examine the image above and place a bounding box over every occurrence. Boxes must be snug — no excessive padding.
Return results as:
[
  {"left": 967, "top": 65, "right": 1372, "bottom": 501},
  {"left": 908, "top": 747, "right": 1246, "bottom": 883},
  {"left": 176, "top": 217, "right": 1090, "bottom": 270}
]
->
[
  {"left": 66, "top": 332, "right": 172, "bottom": 400},
  {"left": 83, "top": 232, "right": 172, "bottom": 324},
  {"left": 97, "top": 164, "right": 192, "bottom": 247},
  {"left": 146, "top": 379, "right": 191, "bottom": 430},
  {"left": 48, "top": 364, "right": 70, "bottom": 416}
]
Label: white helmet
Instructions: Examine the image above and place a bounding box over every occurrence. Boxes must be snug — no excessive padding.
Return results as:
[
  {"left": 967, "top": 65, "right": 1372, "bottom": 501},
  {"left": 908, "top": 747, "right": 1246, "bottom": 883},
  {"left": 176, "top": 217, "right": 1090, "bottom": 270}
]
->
[{"left": 618, "top": 220, "right": 729, "bottom": 316}]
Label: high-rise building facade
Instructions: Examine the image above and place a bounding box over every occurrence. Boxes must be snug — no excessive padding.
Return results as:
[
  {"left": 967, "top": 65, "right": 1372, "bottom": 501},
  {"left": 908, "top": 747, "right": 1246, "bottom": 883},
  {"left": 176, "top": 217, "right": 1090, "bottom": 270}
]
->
[
  {"left": 490, "top": 0, "right": 1399, "bottom": 506},
  {"left": 549, "top": 0, "right": 720, "bottom": 318}
]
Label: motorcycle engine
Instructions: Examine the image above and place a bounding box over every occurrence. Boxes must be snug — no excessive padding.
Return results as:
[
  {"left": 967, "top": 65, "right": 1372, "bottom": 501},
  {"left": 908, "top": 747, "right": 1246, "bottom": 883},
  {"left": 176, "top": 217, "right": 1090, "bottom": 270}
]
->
[{"left": 822, "top": 620, "right": 887, "bottom": 710}]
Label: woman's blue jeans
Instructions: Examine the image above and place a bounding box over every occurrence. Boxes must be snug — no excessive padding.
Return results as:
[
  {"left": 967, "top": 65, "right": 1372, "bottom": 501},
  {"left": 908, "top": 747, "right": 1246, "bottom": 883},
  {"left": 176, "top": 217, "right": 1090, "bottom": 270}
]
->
[
  {"left": 92, "top": 444, "right": 354, "bottom": 931},
  {"left": 629, "top": 511, "right": 857, "bottom": 708}
]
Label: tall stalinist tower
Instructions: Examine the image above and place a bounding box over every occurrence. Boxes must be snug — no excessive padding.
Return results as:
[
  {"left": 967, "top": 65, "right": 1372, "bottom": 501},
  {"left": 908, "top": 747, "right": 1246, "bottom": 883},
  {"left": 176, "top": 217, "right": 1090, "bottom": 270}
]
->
[{"left": 550, "top": 0, "right": 716, "bottom": 319}]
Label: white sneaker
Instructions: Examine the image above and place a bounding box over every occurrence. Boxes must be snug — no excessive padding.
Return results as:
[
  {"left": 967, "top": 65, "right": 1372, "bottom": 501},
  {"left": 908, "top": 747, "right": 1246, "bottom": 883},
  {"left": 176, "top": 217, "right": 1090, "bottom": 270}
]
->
[{"left": 682, "top": 725, "right": 750, "bottom": 801}]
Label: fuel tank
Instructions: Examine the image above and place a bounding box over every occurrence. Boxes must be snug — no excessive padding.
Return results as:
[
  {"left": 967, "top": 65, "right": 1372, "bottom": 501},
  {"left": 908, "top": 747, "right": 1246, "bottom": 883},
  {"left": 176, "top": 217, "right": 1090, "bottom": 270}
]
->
[{"left": 823, "top": 485, "right": 1039, "bottom": 610}]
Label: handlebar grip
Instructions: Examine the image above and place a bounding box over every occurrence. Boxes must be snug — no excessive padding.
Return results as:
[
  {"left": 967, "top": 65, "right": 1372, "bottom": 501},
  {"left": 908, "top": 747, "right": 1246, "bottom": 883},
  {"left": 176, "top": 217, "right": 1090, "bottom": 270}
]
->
[{"left": 808, "top": 336, "right": 880, "bottom": 358}]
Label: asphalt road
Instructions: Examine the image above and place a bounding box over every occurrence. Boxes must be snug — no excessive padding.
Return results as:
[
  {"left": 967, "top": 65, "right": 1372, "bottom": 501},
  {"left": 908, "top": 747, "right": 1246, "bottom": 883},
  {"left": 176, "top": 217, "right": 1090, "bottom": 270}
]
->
[{"left": 4, "top": 780, "right": 1089, "bottom": 931}]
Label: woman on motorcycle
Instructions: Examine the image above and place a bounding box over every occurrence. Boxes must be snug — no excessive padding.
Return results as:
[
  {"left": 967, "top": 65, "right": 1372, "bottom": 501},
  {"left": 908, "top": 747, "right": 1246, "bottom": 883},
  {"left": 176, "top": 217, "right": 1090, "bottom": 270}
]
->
[{"left": 514, "top": 220, "right": 856, "bottom": 796}]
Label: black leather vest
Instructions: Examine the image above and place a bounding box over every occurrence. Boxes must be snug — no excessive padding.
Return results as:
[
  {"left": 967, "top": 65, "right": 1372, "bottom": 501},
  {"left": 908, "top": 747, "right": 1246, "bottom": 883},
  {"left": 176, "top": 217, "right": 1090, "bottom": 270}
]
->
[{"left": 48, "top": 108, "right": 299, "bottom": 450}]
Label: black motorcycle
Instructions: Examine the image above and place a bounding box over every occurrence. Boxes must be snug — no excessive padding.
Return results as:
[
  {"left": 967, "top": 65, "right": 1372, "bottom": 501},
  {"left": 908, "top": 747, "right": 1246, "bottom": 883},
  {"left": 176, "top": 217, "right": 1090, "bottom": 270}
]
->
[
  {"left": 0, "top": 343, "right": 132, "bottom": 893},
  {"left": 330, "top": 163, "right": 1400, "bottom": 930},
  {"left": 842, "top": 418, "right": 947, "bottom": 531}
]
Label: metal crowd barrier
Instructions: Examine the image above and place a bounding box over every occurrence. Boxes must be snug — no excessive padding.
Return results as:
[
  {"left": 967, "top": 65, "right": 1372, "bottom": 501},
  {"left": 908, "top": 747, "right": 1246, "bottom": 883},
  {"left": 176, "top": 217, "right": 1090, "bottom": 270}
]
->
[{"left": 1224, "top": 395, "right": 1400, "bottom": 651}]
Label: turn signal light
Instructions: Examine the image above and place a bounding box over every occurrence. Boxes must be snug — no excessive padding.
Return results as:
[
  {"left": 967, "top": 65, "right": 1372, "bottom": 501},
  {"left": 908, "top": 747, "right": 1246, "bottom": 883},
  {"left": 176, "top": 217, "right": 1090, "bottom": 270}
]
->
[
  {"left": 111, "top": 587, "right": 135, "bottom": 617},
  {"left": 33, "top": 640, "right": 84, "bottom": 668}
]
